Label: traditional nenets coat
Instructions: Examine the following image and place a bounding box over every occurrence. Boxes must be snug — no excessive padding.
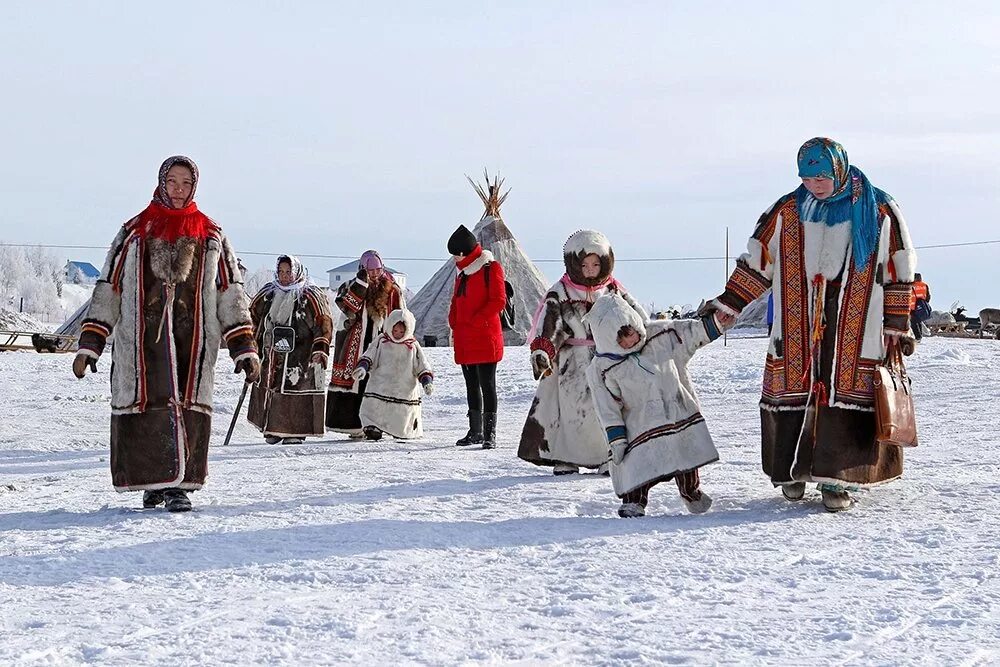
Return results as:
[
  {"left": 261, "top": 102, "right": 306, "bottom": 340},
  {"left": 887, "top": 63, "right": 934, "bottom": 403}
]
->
[
  {"left": 326, "top": 251, "right": 404, "bottom": 435},
  {"left": 77, "top": 156, "right": 258, "bottom": 492},
  {"left": 518, "top": 230, "right": 647, "bottom": 473},
  {"left": 586, "top": 294, "right": 722, "bottom": 515},
  {"left": 355, "top": 309, "right": 434, "bottom": 439},
  {"left": 711, "top": 138, "right": 917, "bottom": 491},
  {"left": 247, "top": 255, "right": 333, "bottom": 440}
]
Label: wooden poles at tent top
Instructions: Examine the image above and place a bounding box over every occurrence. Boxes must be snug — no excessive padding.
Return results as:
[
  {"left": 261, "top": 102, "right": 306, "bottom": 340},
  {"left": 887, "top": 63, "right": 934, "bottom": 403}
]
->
[{"left": 467, "top": 170, "right": 510, "bottom": 221}]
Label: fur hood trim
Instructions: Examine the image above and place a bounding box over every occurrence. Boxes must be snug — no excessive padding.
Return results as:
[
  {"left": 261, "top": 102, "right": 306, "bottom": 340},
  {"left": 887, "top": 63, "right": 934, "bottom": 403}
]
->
[
  {"left": 384, "top": 308, "right": 417, "bottom": 342},
  {"left": 587, "top": 293, "right": 647, "bottom": 356}
]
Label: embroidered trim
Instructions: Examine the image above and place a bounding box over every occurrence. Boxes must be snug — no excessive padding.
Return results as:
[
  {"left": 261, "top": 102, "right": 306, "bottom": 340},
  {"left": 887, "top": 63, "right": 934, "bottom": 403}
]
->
[
  {"left": 223, "top": 324, "right": 254, "bottom": 344},
  {"left": 81, "top": 321, "right": 112, "bottom": 339},
  {"left": 720, "top": 260, "right": 771, "bottom": 311},
  {"left": 624, "top": 414, "right": 705, "bottom": 452},
  {"left": 833, "top": 256, "right": 875, "bottom": 402},
  {"left": 780, "top": 205, "right": 809, "bottom": 393},
  {"left": 884, "top": 283, "right": 913, "bottom": 316}
]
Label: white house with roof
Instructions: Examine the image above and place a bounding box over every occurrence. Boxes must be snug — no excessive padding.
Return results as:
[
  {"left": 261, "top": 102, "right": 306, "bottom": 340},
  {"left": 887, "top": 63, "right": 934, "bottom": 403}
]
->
[
  {"left": 326, "top": 260, "right": 407, "bottom": 291},
  {"left": 64, "top": 261, "right": 100, "bottom": 285}
]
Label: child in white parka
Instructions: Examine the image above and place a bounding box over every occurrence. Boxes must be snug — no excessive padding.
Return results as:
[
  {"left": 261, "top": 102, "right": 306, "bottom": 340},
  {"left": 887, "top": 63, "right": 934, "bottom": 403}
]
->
[
  {"left": 585, "top": 293, "right": 731, "bottom": 518},
  {"left": 352, "top": 309, "right": 434, "bottom": 440}
]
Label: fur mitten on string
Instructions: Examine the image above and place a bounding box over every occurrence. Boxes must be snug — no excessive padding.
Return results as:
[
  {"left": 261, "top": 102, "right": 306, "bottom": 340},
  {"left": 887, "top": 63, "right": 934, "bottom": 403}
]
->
[{"left": 530, "top": 350, "right": 552, "bottom": 380}]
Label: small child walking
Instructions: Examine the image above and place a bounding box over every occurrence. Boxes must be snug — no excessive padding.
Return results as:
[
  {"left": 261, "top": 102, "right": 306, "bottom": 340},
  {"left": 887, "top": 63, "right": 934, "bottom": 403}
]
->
[
  {"left": 585, "top": 293, "right": 730, "bottom": 517},
  {"left": 353, "top": 309, "right": 434, "bottom": 440}
]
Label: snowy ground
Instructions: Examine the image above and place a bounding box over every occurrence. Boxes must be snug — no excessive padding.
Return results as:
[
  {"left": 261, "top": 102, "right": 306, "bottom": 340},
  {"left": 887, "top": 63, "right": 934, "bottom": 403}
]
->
[{"left": 1, "top": 337, "right": 998, "bottom": 666}]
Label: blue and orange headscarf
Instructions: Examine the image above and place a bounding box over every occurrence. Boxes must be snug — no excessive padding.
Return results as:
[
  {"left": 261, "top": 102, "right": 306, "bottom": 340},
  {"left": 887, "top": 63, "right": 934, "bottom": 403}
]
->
[{"left": 796, "top": 138, "right": 888, "bottom": 270}]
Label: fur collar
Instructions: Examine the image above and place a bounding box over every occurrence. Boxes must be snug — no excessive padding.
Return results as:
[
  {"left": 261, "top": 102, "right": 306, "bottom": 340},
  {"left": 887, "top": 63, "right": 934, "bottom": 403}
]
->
[
  {"left": 148, "top": 237, "right": 198, "bottom": 285},
  {"left": 459, "top": 248, "right": 495, "bottom": 275}
]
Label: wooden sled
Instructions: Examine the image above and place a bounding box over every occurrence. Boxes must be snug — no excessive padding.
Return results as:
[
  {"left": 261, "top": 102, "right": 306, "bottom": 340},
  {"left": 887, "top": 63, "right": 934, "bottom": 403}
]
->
[{"left": 0, "top": 330, "right": 78, "bottom": 353}]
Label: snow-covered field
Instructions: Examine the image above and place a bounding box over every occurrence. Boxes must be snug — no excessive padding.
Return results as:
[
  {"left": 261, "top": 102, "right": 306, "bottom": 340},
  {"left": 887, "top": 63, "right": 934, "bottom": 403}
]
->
[{"left": 1, "top": 337, "right": 997, "bottom": 665}]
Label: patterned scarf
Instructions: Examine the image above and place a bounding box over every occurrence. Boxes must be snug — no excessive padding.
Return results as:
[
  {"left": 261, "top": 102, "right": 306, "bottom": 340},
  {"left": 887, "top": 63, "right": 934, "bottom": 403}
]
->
[
  {"left": 135, "top": 155, "right": 216, "bottom": 242},
  {"left": 269, "top": 255, "right": 307, "bottom": 325},
  {"left": 795, "top": 138, "right": 887, "bottom": 271}
]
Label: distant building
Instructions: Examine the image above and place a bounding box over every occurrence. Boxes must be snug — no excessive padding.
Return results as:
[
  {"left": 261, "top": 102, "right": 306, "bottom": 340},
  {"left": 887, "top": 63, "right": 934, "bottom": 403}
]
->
[
  {"left": 326, "top": 260, "right": 407, "bottom": 291},
  {"left": 65, "top": 261, "right": 100, "bottom": 285}
]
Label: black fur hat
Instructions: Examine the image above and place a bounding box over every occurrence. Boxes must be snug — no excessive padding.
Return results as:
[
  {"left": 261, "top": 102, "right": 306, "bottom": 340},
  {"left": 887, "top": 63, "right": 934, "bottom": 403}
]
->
[{"left": 447, "top": 225, "right": 479, "bottom": 256}]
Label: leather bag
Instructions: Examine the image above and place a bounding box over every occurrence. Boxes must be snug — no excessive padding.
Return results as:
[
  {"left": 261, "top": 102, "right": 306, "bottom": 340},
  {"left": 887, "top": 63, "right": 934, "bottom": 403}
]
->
[{"left": 873, "top": 341, "right": 918, "bottom": 447}]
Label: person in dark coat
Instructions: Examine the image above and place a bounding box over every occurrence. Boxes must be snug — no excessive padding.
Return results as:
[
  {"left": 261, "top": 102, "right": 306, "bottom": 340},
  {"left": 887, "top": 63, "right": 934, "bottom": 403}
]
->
[
  {"left": 447, "top": 225, "right": 507, "bottom": 449},
  {"left": 326, "top": 250, "right": 403, "bottom": 437},
  {"left": 72, "top": 155, "right": 259, "bottom": 512}
]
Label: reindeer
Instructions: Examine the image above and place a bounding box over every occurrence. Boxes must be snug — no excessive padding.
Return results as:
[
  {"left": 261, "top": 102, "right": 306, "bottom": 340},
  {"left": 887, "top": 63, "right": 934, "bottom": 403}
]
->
[{"left": 978, "top": 308, "right": 1000, "bottom": 338}]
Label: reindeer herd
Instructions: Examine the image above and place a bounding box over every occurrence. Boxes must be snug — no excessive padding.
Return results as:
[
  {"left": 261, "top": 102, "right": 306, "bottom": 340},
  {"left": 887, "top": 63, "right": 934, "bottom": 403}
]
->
[{"left": 925, "top": 305, "right": 1000, "bottom": 339}]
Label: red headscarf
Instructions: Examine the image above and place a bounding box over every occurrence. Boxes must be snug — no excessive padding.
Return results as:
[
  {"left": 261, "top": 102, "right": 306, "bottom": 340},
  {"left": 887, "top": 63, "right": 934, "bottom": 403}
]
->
[{"left": 134, "top": 155, "right": 217, "bottom": 242}]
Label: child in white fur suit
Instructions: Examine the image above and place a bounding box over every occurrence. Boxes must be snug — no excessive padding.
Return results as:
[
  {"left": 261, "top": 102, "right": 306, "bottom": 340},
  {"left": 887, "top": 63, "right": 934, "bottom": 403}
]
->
[
  {"left": 585, "top": 293, "right": 732, "bottom": 518},
  {"left": 353, "top": 309, "right": 434, "bottom": 440}
]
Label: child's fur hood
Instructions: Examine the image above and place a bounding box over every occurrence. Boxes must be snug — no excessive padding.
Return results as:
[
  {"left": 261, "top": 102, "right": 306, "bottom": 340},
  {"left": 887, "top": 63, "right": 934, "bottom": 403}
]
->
[{"left": 586, "top": 293, "right": 647, "bottom": 356}]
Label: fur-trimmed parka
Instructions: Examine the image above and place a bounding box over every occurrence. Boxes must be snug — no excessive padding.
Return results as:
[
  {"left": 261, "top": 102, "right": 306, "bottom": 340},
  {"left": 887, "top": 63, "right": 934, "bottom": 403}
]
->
[
  {"left": 79, "top": 222, "right": 257, "bottom": 491},
  {"left": 357, "top": 310, "right": 433, "bottom": 439},
  {"left": 247, "top": 277, "right": 333, "bottom": 439},
  {"left": 518, "top": 230, "right": 647, "bottom": 469},
  {"left": 586, "top": 294, "right": 722, "bottom": 497}
]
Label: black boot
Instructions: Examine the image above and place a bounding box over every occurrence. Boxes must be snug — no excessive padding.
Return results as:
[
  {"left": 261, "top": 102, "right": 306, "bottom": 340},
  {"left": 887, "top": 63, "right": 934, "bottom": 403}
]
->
[
  {"left": 364, "top": 425, "right": 383, "bottom": 441},
  {"left": 456, "top": 410, "right": 484, "bottom": 446},
  {"left": 142, "top": 490, "right": 164, "bottom": 508},
  {"left": 482, "top": 412, "right": 497, "bottom": 450},
  {"left": 163, "top": 488, "right": 192, "bottom": 513}
]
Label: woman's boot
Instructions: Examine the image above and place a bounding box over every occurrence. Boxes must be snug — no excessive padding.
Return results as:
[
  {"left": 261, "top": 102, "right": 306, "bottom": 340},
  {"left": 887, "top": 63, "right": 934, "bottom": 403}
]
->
[
  {"left": 820, "top": 484, "right": 852, "bottom": 512},
  {"left": 481, "top": 412, "right": 497, "bottom": 449},
  {"left": 163, "top": 488, "right": 192, "bottom": 513},
  {"left": 456, "top": 410, "right": 483, "bottom": 446}
]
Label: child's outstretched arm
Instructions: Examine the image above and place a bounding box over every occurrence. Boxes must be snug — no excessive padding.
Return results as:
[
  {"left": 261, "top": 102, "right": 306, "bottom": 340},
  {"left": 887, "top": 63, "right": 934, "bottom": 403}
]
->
[
  {"left": 585, "top": 364, "right": 628, "bottom": 464},
  {"left": 646, "top": 314, "right": 726, "bottom": 365}
]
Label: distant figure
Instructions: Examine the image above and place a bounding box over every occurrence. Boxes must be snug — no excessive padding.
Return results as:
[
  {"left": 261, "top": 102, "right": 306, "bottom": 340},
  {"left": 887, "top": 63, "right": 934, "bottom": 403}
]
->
[
  {"left": 701, "top": 137, "right": 918, "bottom": 512},
  {"left": 910, "top": 273, "right": 931, "bottom": 340},
  {"left": 248, "top": 255, "right": 333, "bottom": 444},
  {"left": 766, "top": 291, "right": 774, "bottom": 336},
  {"left": 352, "top": 309, "right": 434, "bottom": 440},
  {"left": 72, "top": 156, "right": 259, "bottom": 512},
  {"left": 326, "top": 250, "right": 403, "bottom": 437}
]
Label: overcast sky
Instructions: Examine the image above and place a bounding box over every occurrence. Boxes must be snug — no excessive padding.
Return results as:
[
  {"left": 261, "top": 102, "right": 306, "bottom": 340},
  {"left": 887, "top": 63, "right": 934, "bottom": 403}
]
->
[{"left": 1, "top": 1, "right": 998, "bottom": 312}]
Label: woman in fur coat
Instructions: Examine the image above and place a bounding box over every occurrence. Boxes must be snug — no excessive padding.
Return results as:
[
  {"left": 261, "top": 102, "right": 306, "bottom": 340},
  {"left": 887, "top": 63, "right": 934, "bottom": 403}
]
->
[
  {"left": 518, "top": 230, "right": 647, "bottom": 475},
  {"left": 447, "top": 225, "right": 507, "bottom": 450},
  {"left": 353, "top": 309, "right": 434, "bottom": 440},
  {"left": 586, "top": 294, "right": 729, "bottom": 518},
  {"left": 247, "top": 255, "right": 333, "bottom": 444},
  {"left": 326, "top": 250, "right": 404, "bottom": 437},
  {"left": 72, "top": 156, "right": 259, "bottom": 512},
  {"left": 703, "top": 138, "right": 918, "bottom": 512}
]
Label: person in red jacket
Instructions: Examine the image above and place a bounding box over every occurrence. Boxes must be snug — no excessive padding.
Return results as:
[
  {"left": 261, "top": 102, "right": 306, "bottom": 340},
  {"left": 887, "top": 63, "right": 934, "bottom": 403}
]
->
[{"left": 447, "top": 224, "right": 507, "bottom": 449}]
